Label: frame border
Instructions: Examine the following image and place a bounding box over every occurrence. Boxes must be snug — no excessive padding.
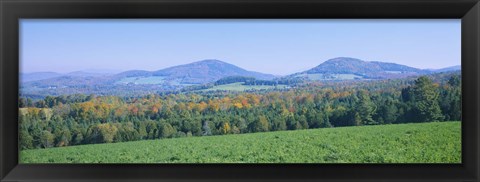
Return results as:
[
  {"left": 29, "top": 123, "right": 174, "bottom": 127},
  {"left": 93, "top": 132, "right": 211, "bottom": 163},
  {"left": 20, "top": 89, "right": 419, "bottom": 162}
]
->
[{"left": 1, "top": 0, "right": 479, "bottom": 182}]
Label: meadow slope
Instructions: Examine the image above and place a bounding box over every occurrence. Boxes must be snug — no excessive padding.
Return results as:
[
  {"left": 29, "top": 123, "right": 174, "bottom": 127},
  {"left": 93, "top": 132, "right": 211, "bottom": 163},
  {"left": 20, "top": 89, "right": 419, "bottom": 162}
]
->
[{"left": 20, "top": 121, "right": 461, "bottom": 163}]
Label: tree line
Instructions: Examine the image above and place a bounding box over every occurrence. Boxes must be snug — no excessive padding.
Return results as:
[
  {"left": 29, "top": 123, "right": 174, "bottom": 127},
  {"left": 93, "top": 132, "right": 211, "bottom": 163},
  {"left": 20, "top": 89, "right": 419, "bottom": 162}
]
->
[{"left": 19, "top": 73, "right": 461, "bottom": 150}]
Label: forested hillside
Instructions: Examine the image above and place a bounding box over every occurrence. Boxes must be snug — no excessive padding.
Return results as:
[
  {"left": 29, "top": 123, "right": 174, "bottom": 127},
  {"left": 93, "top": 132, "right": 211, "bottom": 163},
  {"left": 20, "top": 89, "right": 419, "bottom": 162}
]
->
[
  {"left": 20, "top": 58, "right": 460, "bottom": 98},
  {"left": 18, "top": 72, "right": 461, "bottom": 150}
]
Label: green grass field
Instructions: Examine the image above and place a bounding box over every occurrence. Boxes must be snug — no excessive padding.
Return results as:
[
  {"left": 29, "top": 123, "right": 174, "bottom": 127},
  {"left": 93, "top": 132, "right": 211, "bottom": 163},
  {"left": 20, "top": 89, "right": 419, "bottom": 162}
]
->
[
  {"left": 19, "top": 121, "right": 460, "bottom": 164},
  {"left": 203, "top": 82, "right": 288, "bottom": 92}
]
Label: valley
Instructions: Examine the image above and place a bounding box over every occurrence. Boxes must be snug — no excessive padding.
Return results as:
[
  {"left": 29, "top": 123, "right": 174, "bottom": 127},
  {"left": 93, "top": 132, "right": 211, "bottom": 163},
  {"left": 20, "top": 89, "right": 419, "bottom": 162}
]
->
[
  {"left": 18, "top": 57, "right": 462, "bottom": 164},
  {"left": 20, "top": 57, "right": 460, "bottom": 98},
  {"left": 18, "top": 20, "right": 462, "bottom": 164}
]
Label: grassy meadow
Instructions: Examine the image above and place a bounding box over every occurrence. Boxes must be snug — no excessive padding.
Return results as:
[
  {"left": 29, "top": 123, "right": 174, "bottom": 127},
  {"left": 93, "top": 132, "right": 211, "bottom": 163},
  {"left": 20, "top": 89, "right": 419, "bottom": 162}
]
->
[
  {"left": 20, "top": 121, "right": 461, "bottom": 163},
  {"left": 203, "top": 82, "right": 288, "bottom": 92}
]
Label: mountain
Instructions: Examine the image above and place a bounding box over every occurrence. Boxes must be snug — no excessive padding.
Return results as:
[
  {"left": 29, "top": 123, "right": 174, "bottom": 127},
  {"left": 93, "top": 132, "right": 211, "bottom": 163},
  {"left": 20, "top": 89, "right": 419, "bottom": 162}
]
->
[
  {"left": 112, "top": 70, "right": 153, "bottom": 78},
  {"left": 21, "top": 59, "right": 277, "bottom": 97},
  {"left": 25, "top": 75, "right": 101, "bottom": 87},
  {"left": 21, "top": 72, "right": 63, "bottom": 83},
  {"left": 151, "top": 59, "right": 275, "bottom": 84},
  {"left": 81, "top": 69, "right": 122, "bottom": 74},
  {"left": 20, "top": 58, "right": 460, "bottom": 97},
  {"left": 112, "top": 59, "right": 275, "bottom": 84},
  {"left": 21, "top": 71, "right": 115, "bottom": 83},
  {"left": 430, "top": 65, "right": 461, "bottom": 73},
  {"left": 295, "top": 57, "right": 430, "bottom": 80},
  {"left": 66, "top": 71, "right": 114, "bottom": 77}
]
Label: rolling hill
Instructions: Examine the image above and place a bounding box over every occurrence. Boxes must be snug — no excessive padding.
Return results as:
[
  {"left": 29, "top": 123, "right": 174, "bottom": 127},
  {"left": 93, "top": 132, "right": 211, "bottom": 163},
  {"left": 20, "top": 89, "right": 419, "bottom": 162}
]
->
[
  {"left": 20, "top": 59, "right": 278, "bottom": 97},
  {"left": 109, "top": 59, "right": 276, "bottom": 84},
  {"left": 431, "top": 65, "right": 461, "bottom": 73},
  {"left": 20, "top": 72, "right": 63, "bottom": 82},
  {"left": 293, "top": 57, "right": 431, "bottom": 80},
  {"left": 20, "top": 58, "right": 460, "bottom": 97},
  {"left": 152, "top": 59, "right": 275, "bottom": 83}
]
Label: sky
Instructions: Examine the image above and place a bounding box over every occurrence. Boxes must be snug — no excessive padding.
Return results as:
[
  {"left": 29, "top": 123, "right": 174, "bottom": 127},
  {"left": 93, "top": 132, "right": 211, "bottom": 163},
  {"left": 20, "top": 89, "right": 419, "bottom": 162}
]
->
[{"left": 20, "top": 19, "right": 461, "bottom": 76}]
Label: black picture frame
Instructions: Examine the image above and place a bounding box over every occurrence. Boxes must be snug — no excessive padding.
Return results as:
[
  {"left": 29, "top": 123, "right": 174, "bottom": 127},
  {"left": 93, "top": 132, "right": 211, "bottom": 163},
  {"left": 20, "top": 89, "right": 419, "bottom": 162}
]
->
[{"left": 1, "top": 0, "right": 479, "bottom": 181}]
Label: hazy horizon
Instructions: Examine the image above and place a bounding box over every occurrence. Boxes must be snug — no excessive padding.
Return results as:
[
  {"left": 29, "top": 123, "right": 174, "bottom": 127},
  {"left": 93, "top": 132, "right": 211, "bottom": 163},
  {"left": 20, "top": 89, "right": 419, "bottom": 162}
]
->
[{"left": 21, "top": 19, "right": 461, "bottom": 75}]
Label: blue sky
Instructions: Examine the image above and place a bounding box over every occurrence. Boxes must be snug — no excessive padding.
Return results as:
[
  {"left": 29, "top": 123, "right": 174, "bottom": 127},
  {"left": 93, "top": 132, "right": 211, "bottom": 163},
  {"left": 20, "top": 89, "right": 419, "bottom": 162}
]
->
[{"left": 20, "top": 19, "right": 460, "bottom": 75}]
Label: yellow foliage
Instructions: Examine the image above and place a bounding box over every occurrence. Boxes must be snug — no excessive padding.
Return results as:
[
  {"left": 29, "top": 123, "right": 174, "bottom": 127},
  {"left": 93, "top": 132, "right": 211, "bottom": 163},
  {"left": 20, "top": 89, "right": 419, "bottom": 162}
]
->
[
  {"left": 208, "top": 100, "right": 220, "bottom": 112},
  {"left": 233, "top": 102, "right": 243, "bottom": 109},
  {"left": 187, "top": 102, "right": 196, "bottom": 111},
  {"left": 197, "top": 101, "right": 208, "bottom": 112},
  {"left": 222, "top": 122, "right": 231, "bottom": 134}
]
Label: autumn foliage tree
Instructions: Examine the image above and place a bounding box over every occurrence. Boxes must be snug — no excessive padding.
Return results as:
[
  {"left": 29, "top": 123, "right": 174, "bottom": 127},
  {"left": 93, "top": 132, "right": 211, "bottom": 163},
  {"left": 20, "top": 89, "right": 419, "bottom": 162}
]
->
[{"left": 18, "top": 72, "right": 461, "bottom": 150}]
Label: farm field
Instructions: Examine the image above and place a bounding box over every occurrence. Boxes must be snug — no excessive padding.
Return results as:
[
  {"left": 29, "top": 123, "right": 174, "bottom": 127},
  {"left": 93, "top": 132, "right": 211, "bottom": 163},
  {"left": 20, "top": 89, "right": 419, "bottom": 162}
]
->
[
  {"left": 203, "top": 82, "right": 288, "bottom": 92},
  {"left": 294, "top": 73, "right": 363, "bottom": 80},
  {"left": 20, "top": 121, "right": 461, "bottom": 163},
  {"left": 116, "top": 76, "right": 167, "bottom": 85}
]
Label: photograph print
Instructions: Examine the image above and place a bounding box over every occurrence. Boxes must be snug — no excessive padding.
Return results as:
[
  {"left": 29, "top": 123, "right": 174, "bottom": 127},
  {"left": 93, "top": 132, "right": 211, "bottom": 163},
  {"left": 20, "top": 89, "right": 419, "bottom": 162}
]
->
[{"left": 19, "top": 19, "right": 461, "bottom": 163}]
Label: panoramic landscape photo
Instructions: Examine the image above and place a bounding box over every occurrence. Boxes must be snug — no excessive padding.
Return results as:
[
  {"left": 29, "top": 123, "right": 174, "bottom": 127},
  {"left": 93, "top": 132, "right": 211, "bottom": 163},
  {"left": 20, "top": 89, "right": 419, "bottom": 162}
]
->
[{"left": 19, "top": 19, "right": 461, "bottom": 163}]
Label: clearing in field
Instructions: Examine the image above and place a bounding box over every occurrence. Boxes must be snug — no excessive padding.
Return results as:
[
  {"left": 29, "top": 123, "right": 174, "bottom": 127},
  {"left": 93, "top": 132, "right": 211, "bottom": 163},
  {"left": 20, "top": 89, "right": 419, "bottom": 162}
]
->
[
  {"left": 203, "top": 82, "right": 288, "bottom": 92},
  {"left": 116, "top": 76, "right": 167, "bottom": 85},
  {"left": 19, "top": 121, "right": 461, "bottom": 163}
]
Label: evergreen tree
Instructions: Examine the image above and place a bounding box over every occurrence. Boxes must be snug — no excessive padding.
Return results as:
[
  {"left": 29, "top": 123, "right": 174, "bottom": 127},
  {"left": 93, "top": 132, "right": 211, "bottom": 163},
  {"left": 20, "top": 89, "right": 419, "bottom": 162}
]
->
[
  {"left": 356, "top": 90, "right": 376, "bottom": 125},
  {"left": 39, "top": 130, "right": 55, "bottom": 148},
  {"left": 412, "top": 76, "right": 444, "bottom": 122}
]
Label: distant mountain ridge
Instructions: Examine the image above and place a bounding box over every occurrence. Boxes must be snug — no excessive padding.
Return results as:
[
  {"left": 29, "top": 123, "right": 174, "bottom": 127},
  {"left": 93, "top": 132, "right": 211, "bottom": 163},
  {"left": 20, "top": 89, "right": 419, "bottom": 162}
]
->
[
  {"left": 20, "top": 58, "right": 461, "bottom": 97},
  {"left": 114, "top": 59, "right": 276, "bottom": 84},
  {"left": 21, "top": 71, "right": 115, "bottom": 83},
  {"left": 154, "top": 59, "right": 275, "bottom": 83},
  {"left": 22, "top": 58, "right": 461, "bottom": 84},
  {"left": 21, "top": 72, "right": 63, "bottom": 82},
  {"left": 305, "top": 57, "right": 424, "bottom": 74},
  {"left": 297, "top": 57, "right": 458, "bottom": 80},
  {"left": 21, "top": 59, "right": 277, "bottom": 93},
  {"left": 430, "top": 65, "right": 461, "bottom": 73}
]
